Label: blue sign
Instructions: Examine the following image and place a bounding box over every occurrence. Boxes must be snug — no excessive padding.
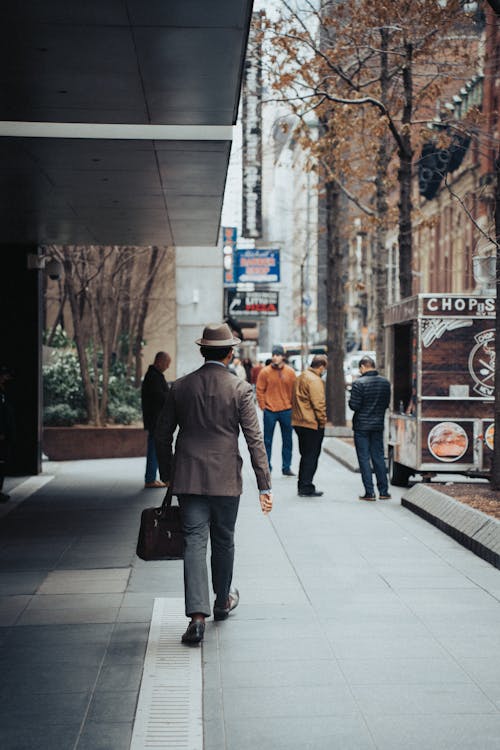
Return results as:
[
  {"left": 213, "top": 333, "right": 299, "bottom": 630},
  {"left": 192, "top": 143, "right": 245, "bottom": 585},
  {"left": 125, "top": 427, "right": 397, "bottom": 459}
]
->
[{"left": 234, "top": 249, "right": 280, "bottom": 284}]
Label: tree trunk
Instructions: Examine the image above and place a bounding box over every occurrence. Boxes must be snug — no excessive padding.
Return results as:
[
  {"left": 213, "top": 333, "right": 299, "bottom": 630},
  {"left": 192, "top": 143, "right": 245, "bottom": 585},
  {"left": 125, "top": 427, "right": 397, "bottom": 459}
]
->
[
  {"left": 398, "top": 41, "right": 414, "bottom": 300},
  {"left": 325, "top": 179, "right": 346, "bottom": 425},
  {"left": 46, "top": 282, "right": 67, "bottom": 346},
  {"left": 134, "top": 246, "right": 161, "bottom": 386},
  {"left": 491, "top": 150, "right": 500, "bottom": 489},
  {"left": 120, "top": 250, "right": 134, "bottom": 376},
  {"left": 374, "top": 27, "right": 390, "bottom": 373},
  {"left": 62, "top": 249, "right": 98, "bottom": 424}
]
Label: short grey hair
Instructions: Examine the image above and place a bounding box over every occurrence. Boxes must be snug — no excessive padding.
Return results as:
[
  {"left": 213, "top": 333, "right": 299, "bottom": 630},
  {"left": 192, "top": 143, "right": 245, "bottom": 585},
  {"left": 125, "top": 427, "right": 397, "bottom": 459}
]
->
[{"left": 359, "top": 355, "right": 375, "bottom": 369}]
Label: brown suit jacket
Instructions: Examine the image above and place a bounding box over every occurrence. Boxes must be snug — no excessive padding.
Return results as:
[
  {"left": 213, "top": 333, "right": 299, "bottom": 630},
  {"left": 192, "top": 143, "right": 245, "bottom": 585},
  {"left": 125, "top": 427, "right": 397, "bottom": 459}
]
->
[{"left": 155, "top": 362, "right": 271, "bottom": 496}]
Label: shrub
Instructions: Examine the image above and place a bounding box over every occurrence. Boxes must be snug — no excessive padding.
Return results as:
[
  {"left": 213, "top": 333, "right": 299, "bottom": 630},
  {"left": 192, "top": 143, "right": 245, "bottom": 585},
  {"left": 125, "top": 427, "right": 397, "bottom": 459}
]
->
[
  {"left": 43, "top": 404, "right": 79, "bottom": 426},
  {"left": 108, "top": 403, "right": 141, "bottom": 425},
  {"left": 42, "top": 331, "right": 143, "bottom": 425},
  {"left": 43, "top": 350, "right": 86, "bottom": 419},
  {"left": 43, "top": 325, "right": 72, "bottom": 349},
  {"left": 107, "top": 370, "right": 141, "bottom": 422}
]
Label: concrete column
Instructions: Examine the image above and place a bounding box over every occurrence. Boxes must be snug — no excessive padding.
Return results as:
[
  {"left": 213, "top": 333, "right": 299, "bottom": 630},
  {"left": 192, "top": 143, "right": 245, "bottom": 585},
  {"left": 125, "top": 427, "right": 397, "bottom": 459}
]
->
[
  {"left": 175, "top": 246, "right": 223, "bottom": 377},
  {"left": 0, "top": 245, "right": 42, "bottom": 475}
]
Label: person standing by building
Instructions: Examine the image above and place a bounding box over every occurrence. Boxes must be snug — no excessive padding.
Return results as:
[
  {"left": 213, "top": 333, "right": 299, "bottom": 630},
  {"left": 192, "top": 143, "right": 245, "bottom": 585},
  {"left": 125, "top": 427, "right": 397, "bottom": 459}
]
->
[
  {"left": 348, "top": 355, "right": 391, "bottom": 501},
  {"left": 256, "top": 345, "right": 296, "bottom": 476},
  {"left": 155, "top": 323, "right": 272, "bottom": 645},
  {"left": 292, "top": 355, "right": 328, "bottom": 497},
  {"left": 141, "top": 351, "right": 171, "bottom": 489},
  {"left": 0, "top": 365, "right": 14, "bottom": 503}
]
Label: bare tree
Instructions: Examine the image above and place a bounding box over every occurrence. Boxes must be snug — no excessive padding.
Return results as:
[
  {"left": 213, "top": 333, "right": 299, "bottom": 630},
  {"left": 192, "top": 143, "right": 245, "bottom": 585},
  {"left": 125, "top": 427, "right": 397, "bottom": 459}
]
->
[
  {"left": 267, "top": 0, "right": 478, "bottom": 293},
  {"left": 46, "top": 245, "right": 168, "bottom": 425}
]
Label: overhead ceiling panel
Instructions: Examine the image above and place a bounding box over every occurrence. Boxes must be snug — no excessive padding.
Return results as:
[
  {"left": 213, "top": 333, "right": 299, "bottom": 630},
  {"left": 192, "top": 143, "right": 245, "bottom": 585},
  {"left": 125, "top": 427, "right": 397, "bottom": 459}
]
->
[{"left": 0, "top": 0, "right": 252, "bottom": 246}]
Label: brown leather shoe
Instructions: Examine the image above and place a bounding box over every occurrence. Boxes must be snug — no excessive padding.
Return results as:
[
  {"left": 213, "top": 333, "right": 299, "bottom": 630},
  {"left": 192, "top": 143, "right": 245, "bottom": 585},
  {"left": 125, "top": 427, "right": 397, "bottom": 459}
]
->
[
  {"left": 358, "top": 493, "right": 376, "bottom": 501},
  {"left": 213, "top": 588, "right": 240, "bottom": 621},
  {"left": 144, "top": 480, "right": 167, "bottom": 488}
]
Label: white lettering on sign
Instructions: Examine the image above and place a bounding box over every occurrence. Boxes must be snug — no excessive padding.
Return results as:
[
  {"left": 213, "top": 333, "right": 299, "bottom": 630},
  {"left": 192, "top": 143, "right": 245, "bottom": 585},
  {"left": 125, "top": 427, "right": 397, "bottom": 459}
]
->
[
  {"left": 242, "top": 14, "right": 263, "bottom": 239},
  {"left": 421, "top": 318, "right": 472, "bottom": 347},
  {"left": 424, "top": 297, "right": 495, "bottom": 316},
  {"left": 468, "top": 328, "right": 495, "bottom": 397}
]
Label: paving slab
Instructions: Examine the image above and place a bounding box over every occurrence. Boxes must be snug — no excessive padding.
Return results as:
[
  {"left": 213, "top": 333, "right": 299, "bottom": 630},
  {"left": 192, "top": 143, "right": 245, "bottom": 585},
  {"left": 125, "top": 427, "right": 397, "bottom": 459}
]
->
[
  {"left": 0, "top": 447, "right": 499, "bottom": 749},
  {"left": 323, "top": 435, "right": 500, "bottom": 570}
]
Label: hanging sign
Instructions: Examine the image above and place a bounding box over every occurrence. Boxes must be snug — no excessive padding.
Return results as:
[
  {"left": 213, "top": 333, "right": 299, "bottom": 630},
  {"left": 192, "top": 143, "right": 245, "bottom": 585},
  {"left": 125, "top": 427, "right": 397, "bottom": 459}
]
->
[{"left": 227, "top": 290, "right": 279, "bottom": 317}]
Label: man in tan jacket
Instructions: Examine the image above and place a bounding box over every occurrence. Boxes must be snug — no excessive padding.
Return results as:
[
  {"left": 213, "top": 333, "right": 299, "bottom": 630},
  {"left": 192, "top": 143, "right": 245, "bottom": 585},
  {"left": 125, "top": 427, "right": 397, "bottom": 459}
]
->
[
  {"left": 291, "top": 355, "right": 328, "bottom": 497},
  {"left": 156, "top": 323, "right": 272, "bottom": 645}
]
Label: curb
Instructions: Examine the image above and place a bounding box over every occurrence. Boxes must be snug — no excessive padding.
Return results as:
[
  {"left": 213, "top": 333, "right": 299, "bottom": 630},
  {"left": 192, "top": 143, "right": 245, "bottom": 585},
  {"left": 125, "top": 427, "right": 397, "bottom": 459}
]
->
[
  {"left": 402, "top": 484, "right": 500, "bottom": 570},
  {"left": 322, "top": 437, "right": 359, "bottom": 472}
]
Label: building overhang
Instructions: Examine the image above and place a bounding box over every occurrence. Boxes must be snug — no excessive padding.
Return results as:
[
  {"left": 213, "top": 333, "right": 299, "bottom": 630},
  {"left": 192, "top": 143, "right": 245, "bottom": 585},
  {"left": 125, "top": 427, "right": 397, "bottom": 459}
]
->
[{"left": 0, "top": 1, "right": 253, "bottom": 246}]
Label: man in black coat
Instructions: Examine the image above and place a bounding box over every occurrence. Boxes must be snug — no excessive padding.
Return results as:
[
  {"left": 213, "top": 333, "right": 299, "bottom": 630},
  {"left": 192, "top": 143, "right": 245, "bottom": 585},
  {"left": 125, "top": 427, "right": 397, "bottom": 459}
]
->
[
  {"left": 141, "top": 351, "right": 171, "bottom": 488},
  {"left": 348, "top": 355, "right": 391, "bottom": 501}
]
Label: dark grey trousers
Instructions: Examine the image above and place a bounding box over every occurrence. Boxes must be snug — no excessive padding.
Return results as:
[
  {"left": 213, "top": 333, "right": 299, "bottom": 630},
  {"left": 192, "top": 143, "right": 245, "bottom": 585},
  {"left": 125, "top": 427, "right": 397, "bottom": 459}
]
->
[{"left": 179, "top": 494, "right": 240, "bottom": 617}]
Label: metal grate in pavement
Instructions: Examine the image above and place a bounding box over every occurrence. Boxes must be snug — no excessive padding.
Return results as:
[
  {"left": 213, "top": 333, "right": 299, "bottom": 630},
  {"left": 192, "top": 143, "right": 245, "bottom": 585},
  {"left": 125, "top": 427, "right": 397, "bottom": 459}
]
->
[{"left": 130, "top": 597, "right": 203, "bottom": 750}]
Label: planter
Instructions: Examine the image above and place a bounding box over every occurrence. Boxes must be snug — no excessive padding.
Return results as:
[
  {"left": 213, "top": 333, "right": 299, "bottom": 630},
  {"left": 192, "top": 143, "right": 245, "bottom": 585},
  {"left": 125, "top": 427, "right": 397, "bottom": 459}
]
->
[{"left": 43, "top": 425, "right": 147, "bottom": 461}]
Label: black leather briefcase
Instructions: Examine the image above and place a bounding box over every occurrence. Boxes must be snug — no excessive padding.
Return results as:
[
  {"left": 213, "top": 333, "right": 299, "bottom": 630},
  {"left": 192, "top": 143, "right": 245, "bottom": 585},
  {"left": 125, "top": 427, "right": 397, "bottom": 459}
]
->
[{"left": 136, "top": 486, "right": 184, "bottom": 560}]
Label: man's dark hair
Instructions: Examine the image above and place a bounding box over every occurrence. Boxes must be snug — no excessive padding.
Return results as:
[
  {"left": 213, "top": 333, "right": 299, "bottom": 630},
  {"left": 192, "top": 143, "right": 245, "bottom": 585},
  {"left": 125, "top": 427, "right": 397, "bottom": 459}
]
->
[
  {"left": 311, "top": 355, "right": 328, "bottom": 369},
  {"left": 359, "top": 355, "right": 376, "bottom": 369},
  {"left": 200, "top": 345, "right": 232, "bottom": 361}
]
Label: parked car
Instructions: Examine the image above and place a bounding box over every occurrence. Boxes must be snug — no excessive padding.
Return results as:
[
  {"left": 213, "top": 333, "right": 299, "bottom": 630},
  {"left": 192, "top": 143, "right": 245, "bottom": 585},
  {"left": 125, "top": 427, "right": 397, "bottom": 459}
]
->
[{"left": 344, "top": 350, "right": 376, "bottom": 389}]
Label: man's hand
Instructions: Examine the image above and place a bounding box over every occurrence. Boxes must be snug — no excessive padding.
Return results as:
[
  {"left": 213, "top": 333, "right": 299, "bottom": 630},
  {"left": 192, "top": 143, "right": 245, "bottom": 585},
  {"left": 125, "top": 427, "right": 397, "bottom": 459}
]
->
[{"left": 259, "top": 492, "right": 273, "bottom": 514}]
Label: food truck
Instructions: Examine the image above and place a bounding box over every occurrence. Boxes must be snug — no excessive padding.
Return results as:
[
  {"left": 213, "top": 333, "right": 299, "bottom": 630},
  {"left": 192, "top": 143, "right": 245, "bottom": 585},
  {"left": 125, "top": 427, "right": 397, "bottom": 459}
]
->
[{"left": 385, "top": 293, "right": 495, "bottom": 485}]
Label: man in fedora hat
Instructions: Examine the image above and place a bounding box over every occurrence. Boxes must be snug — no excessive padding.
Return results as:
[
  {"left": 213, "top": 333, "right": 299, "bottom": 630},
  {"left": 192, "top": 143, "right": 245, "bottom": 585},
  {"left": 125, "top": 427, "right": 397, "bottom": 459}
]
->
[{"left": 155, "top": 322, "right": 272, "bottom": 645}]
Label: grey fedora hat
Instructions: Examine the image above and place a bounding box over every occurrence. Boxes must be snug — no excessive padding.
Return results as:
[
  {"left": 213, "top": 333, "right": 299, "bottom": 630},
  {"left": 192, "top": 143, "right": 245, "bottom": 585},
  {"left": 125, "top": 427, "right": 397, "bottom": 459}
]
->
[{"left": 195, "top": 322, "right": 241, "bottom": 347}]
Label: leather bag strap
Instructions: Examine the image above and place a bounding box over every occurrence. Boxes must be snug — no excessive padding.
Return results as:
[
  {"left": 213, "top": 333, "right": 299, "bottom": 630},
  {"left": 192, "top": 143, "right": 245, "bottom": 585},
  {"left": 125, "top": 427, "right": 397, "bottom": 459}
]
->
[{"left": 160, "top": 483, "right": 174, "bottom": 510}]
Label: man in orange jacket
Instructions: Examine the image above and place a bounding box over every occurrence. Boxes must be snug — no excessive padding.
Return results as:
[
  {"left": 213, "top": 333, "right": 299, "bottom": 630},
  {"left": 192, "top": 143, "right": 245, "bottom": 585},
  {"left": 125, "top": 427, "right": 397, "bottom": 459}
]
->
[{"left": 256, "top": 345, "right": 296, "bottom": 475}]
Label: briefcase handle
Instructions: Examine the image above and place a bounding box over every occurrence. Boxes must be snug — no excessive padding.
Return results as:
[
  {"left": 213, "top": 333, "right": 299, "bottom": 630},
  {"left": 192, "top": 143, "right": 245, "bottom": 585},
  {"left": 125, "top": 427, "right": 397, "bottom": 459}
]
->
[
  {"left": 159, "top": 456, "right": 176, "bottom": 512},
  {"left": 160, "top": 484, "right": 174, "bottom": 511}
]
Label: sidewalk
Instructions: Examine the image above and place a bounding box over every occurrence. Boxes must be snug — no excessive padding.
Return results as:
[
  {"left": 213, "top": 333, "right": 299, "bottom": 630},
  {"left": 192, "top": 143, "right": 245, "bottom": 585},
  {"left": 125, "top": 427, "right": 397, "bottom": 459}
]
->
[{"left": 1, "top": 442, "right": 500, "bottom": 749}]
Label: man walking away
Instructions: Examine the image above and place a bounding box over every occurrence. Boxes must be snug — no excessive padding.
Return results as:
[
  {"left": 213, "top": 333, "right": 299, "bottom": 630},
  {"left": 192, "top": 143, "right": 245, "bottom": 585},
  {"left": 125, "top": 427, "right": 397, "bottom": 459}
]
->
[
  {"left": 292, "top": 355, "right": 328, "bottom": 497},
  {"left": 348, "top": 355, "right": 391, "bottom": 501},
  {"left": 141, "top": 351, "right": 171, "bottom": 488},
  {"left": 256, "top": 345, "right": 296, "bottom": 476},
  {"left": 155, "top": 323, "right": 272, "bottom": 645}
]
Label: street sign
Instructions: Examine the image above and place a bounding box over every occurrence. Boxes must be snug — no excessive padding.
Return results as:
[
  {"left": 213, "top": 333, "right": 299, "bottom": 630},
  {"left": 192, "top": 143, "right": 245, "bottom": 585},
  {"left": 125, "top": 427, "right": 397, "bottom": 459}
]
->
[
  {"left": 227, "top": 290, "right": 279, "bottom": 317},
  {"left": 234, "top": 249, "right": 280, "bottom": 283}
]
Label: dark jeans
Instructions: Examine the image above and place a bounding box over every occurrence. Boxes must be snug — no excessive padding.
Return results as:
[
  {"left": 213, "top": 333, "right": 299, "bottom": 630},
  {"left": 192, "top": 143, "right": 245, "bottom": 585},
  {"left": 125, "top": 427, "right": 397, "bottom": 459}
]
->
[
  {"left": 144, "top": 431, "right": 158, "bottom": 483},
  {"left": 179, "top": 493, "right": 240, "bottom": 617},
  {"left": 294, "top": 426, "right": 324, "bottom": 494},
  {"left": 263, "top": 408, "right": 292, "bottom": 472},
  {"left": 353, "top": 429, "right": 388, "bottom": 496}
]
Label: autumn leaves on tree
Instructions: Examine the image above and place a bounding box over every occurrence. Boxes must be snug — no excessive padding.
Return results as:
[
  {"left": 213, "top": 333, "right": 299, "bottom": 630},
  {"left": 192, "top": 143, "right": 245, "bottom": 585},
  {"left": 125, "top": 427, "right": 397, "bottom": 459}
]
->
[{"left": 262, "top": 0, "right": 481, "bottom": 424}]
